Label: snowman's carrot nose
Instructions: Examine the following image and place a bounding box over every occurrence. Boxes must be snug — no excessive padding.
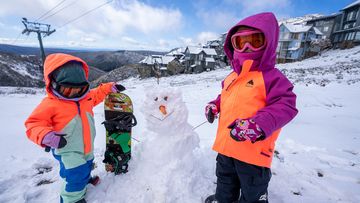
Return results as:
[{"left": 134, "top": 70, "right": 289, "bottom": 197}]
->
[{"left": 159, "top": 105, "right": 167, "bottom": 115}]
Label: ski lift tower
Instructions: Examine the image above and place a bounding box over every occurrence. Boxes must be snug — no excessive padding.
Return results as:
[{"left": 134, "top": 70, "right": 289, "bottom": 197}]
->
[{"left": 21, "top": 17, "right": 56, "bottom": 66}]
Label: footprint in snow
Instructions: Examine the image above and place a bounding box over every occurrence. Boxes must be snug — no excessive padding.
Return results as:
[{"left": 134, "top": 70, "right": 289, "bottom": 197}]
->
[{"left": 31, "top": 158, "right": 57, "bottom": 186}]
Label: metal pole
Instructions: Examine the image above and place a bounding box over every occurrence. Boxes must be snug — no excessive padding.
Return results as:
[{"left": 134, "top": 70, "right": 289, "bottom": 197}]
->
[{"left": 37, "top": 31, "right": 46, "bottom": 65}]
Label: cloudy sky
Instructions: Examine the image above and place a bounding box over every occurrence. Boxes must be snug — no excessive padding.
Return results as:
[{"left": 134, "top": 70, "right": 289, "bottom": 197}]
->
[{"left": 0, "top": 0, "right": 355, "bottom": 51}]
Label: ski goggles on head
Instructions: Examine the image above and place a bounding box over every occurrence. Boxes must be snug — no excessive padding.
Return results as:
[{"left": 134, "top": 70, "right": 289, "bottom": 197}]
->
[
  {"left": 52, "top": 81, "right": 89, "bottom": 99},
  {"left": 231, "top": 30, "right": 266, "bottom": 52}
]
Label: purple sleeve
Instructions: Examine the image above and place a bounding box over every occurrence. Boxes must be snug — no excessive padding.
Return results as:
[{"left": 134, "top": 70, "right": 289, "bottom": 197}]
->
[
  {"left": 208, "top": 79, "right": 224, "bottom": 111},
  {"left": 209, "top": 71, "right": 236, "bottom": 110},
  {"left": 209, "top": 94, "right": 221, "bottom": 111},
  {"left": 252, "top": 68, "right": 298, "bottom": 137}
]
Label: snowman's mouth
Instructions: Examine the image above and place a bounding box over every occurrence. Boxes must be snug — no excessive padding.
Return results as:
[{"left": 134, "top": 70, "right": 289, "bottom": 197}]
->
[{"left": 150, "top": 110, "right": 174, "bottom": 121}]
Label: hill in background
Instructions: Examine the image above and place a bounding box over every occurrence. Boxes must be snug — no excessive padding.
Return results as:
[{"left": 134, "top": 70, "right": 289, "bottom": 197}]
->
[{"left": 0, "top": 44, "right": 166, "bottom": 87}]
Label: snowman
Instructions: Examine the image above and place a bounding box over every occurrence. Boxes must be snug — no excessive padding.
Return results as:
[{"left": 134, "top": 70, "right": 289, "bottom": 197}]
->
[
  {"left": 140, "top": 87, "right": 200, "bottom": 159},
  {"left": 134, "top": 87, "right": 204, "bottom": 202}
]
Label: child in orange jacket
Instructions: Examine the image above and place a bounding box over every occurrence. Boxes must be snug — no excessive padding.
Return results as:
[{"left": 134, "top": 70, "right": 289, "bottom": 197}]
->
[
  {"left": 205, "top": 12, "right": 298, "bottom": 203},
  {"left": 25, "top": 53, "right": 124, "bottom": 203}
]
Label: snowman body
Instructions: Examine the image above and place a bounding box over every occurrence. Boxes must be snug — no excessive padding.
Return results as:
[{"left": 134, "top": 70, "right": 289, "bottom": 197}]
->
[{"left": 137, "top": 88, "right": 202, "bottom": 202}]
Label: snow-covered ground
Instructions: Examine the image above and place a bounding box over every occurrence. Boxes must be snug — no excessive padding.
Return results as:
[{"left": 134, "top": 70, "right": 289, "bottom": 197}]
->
[{"left": 0, "top": 47, "right": 360, "bottom": 203}]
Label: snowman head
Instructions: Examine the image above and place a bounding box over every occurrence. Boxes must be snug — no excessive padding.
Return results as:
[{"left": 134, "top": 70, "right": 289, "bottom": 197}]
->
[{"left": 141, "top": 87, "right": 188, "bottom": 134}]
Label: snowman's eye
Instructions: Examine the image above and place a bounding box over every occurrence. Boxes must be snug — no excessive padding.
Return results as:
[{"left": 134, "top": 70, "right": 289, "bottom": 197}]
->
[
  {"left": 164, "top": 96, "right": 168, "bottom": 101},
  {"left": 154, "top": 97, "right": 158, "bottom": 101}
]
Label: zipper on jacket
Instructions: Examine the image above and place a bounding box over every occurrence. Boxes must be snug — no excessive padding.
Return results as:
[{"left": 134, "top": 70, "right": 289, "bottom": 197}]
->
[
  {"left": 76, "top": 101, "right": 81, "bottom": 114},
  {"left": 226, "top": 79, "right": 236, "bottom": 91}
]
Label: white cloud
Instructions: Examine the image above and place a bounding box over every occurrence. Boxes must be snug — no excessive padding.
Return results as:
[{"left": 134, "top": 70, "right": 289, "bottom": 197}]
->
[
  {"left": 196, "top": 32, "right": 219, "bottom": 44},
  {"left": 105, "top": 0, "right": 183, "bottom": 34},
  {"left": 177, "top": 32, "right": 219, "bottom": 47},
  {"left": 121, "top": 36, "right": 140, "bottom": 45},
  {"left": 0, "top": 0, "right": 183, "bottom": 49},
  {"left": 0, "top": 0, "right": 183, "bottom": 34},
  {"left": 0, "top": 37, "right": 13, "bottom": 43},
  {"left": 157, "top": 39, "right": 170, "bottom": 48},
  {"left": 66, "top": 29, "right": 102, "bottom": 42},
  {"left": 178, "top": 37, "right": 194, "bottom": 46},
  {"left": 81, "top": 37, "right": 96, "bottom": 43}
]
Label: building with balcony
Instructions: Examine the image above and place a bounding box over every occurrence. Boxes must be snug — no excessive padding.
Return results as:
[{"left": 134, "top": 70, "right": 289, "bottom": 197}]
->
[
  {"left": 183, "top": 46, "right": 217, "bottom": 73},
  {"left": 332, "top": 0, "right": 360, "bottom": 48},
  {"left": 306, "top": 13, "right": 339, "bottom": 39},
  {"left": 277, "top": 23, "right": 323, "bottom": 63}
]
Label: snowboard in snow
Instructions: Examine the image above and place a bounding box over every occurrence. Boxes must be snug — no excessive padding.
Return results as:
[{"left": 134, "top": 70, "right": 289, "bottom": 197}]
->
[{"left": 102, "top": 93, "right": 137, "bottom": 174}]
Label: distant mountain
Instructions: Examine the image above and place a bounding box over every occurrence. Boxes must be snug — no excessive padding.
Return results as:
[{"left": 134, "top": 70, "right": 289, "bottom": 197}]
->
[
  {"left": 0, "top": 51, "right": 107, "bottom": 87},
  {"left": 88, "top": 66, "right": 106, "bottom": 81},
  {"left": 0, "top": 44, "right": 166, "bottom": 87},
  {"left": 0, "top": 44, "right": 82, "bottom": 56},
  {"left": 70, "top": 50, "right": 145, "bottom": 72},
  {"left": 91, "top": 64, "right": 141, "bottom": 87},
  {"left": 0, "top": 44, "right": 164, "bottom": 72}
]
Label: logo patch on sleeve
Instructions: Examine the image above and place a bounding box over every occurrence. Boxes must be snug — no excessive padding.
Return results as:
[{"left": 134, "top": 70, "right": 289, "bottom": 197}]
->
[{"left": 246, "top": 79, "right": 254, "bottom": 87}]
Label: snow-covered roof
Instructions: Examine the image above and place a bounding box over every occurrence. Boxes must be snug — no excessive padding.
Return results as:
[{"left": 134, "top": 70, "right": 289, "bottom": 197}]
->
[
  {"left": 283, "top": 23, "right": 312, "bottom": 33},
  {"left": 140, "top": 56, "right": 152, "bottom": 64},
  {"left": 342, "top": 0, "right": 360, "bottom": 10},
  {"left": 166, "top": 47, "right": 185, "bottom": 56},
  {"left": 186, "top": 46, "right": 202, "bottom": 54},
  {"left": 212, "top": 42, "right": 220, "bottom": 46},
  {"left": 139, "top": 55, "right": 175, "bottom": 65},
  {"left": 202, "top": 48, "right": 217, "bottom": 56},
  {"left": 161, "top": 56, "right": 176, "bottom": 65},
  {"left": 185, "top": 46, "right": 217, "bottom": 56}
]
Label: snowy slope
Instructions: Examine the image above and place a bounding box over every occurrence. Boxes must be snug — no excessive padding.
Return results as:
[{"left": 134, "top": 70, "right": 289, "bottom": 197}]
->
[
  {"left": 0, "top": 53, "right": 44, "bottom": 87},
  {"left": 0, "top": 46, "right": 359, "bottom": 203}
]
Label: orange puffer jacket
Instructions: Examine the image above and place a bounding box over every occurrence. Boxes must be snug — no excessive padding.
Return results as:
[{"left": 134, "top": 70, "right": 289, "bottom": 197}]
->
[{"left": 25, "top": 53, "right": 113, "bottom": 155}]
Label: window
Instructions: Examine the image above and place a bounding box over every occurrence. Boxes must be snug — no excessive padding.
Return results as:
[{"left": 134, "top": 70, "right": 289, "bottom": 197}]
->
[
  {"left": 349, "top": 32, "right": 355, "bottom": 40},
  {"left": 199, "top": 53, "right": 203, "bottom": 60},
  {"left": 280, "top": 33, "right": 291, "bottom": 40},
  {"left": 347, "top": 11, "right": 354, "bottom": 21},
  {"left": 294, "top": 42, "right": 300, "bottom": 48},
  {"left": 344, "top": 22, "right": 356, "bottom": 29},
  {"left": 323, "top": 26, "right": 329, "bottom": 32},
  {"left": 293, "top": 33, "right": 299, "bottom": 39},
  {"left": 345, "top": 32, "right": 355, "bottom": 40},
  {"left": 347, "top": 10, "right": 359, "bottom": 20},
  {"left": 355, "top": 32, "right": 360, "bottom": 41}
]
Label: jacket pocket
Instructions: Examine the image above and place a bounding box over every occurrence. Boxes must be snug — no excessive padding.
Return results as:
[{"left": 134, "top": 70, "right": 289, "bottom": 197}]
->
[{"left": 55, "top": 116, "right": 84, "bottom": 155}]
